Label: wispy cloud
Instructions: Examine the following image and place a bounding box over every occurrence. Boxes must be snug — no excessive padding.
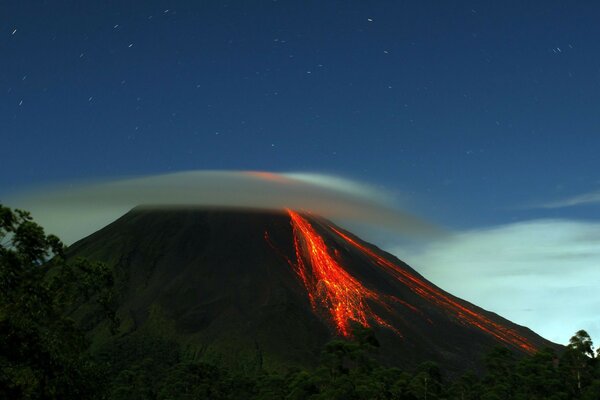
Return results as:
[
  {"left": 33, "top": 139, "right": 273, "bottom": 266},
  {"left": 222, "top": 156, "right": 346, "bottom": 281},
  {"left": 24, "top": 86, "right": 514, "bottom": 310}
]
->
[
  {"left": 534, "top": 190, "right": 600, "bottom": 209},
  {"left": 391, "top": 219, "right": 600, "bottom": 344}
]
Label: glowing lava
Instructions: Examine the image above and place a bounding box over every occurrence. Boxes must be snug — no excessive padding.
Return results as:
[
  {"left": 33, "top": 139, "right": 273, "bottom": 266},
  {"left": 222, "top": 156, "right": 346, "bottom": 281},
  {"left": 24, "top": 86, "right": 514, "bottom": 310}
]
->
[
  {"left": 329, "top": 226, "right": 537, "bottom": 353},
  {"left": 287, "top": 210, "right": 395, "bottom": 337},
  {"left": 279, "top": 210, "right": 537, "bottom": 352}
]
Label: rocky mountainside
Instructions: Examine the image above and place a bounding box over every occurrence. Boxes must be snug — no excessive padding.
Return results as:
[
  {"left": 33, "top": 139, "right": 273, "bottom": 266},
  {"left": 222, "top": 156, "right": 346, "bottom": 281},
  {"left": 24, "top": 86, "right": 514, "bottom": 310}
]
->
[{"left": 67, "top": 207, "right": 558, "bottom": 374}]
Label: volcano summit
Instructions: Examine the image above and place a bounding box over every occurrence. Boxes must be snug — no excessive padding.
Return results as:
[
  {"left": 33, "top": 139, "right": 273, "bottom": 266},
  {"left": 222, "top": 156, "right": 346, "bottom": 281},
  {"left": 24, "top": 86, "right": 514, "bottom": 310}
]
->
[{"left": 68, "top": 207, "right": 556, "bottom": 373}]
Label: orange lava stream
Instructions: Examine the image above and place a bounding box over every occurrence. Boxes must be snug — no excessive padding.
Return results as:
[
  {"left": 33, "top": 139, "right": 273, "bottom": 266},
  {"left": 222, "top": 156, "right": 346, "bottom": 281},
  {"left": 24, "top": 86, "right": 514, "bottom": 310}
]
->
[
  {"left": 287, "top": 210, "right": 396, "bottom": 337},
  {"left": 330, "top": 227, "right": 537, "bottom": 353}
]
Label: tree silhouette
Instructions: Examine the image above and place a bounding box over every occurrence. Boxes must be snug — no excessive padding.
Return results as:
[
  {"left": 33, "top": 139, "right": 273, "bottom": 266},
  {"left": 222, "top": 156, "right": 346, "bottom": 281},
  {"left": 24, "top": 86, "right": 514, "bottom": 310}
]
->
[{"left": 0, "top": 204, "right": 117, "bottom": 399}]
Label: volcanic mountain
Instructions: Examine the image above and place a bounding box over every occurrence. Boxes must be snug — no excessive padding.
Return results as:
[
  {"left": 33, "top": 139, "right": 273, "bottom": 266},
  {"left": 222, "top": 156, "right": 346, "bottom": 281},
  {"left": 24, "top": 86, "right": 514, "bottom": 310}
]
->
[{"left": 68, "top": 207, "right": 556, "bottom": 373}]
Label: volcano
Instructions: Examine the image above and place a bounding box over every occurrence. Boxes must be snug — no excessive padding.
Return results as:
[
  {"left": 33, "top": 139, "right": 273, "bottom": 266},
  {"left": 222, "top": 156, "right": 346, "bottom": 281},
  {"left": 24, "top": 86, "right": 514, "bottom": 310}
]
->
[{"left": 68, "top": 207, "right": 556, "bottom": 373}]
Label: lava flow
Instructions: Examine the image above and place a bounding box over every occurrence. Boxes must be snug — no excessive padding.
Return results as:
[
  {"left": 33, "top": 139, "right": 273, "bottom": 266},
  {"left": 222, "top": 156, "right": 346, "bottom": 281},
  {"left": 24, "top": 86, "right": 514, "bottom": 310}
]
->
[
  {"left": 280, "top": 210, "right": 537, "bottom": 353},
  {"left": 329, "top": 226, "right": 537, "bottom": 353},
  {"left": 287, "top": 210, "right": 396, "bottom": 337}
]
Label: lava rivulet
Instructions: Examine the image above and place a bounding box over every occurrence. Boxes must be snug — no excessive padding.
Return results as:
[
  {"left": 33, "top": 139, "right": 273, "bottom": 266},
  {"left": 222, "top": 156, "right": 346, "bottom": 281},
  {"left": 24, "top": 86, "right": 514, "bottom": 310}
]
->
[
  {"left": 287, "top": 210, "right": 396, "bottom": 337},
  {"left": 329, "top": 226, "right": 537, "bottom": 353},
  {"left": 279, "top": 210, "right": 537, "bottom": 353}
]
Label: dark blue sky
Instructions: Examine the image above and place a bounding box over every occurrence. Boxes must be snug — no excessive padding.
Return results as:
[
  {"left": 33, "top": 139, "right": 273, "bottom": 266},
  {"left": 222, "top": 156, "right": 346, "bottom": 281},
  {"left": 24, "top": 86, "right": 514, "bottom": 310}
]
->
[{"left": 3, "top": 1, "right": 599, "bottom": 229}]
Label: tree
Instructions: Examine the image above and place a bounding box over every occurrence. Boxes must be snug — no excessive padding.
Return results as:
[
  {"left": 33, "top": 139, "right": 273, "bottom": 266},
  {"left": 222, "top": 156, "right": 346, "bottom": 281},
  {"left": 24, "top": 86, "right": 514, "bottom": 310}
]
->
[
  {"left": 561, "top": 330, "right": 595, "bottom": 396},
  {"left": 0, "top": 204, "right": 117, "bottom": 399},
  {"left": 408, "top": 362, "right": 442, "bottom": 400},
  {"left": 447, "top": 370, "right": 480, "bottom": 400},
  {"left": 514, "top": 347, "right": 565, "bottom": 399},
  {"left": 480, "top": 347, "right": 516, "bottom": 399},
  {"left": 569, "top": 330, "right": 595, "bottom": 358},
  {"left": 156, "top": 361, "right": 235, "bottom": 400}
]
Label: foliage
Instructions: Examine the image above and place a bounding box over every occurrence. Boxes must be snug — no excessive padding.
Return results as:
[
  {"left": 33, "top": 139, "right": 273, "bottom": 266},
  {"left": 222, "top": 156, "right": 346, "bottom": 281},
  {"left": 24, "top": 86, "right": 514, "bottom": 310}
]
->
[
  {"left": 0, "top": 205, "right": 117, "bottom": 399},
  {"left": 92, "top": 328, "right": 599, "bottom": 400}
]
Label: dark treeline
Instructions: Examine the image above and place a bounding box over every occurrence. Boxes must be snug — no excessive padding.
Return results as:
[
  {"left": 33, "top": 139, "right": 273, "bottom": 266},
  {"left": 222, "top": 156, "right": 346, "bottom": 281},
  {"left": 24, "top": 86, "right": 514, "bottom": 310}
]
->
[
  {"left": 95, "top": 327, "right": 600, "bottom": 400},
  {"left": 1, "top": 204, "right": 599, "bottom": 399}
]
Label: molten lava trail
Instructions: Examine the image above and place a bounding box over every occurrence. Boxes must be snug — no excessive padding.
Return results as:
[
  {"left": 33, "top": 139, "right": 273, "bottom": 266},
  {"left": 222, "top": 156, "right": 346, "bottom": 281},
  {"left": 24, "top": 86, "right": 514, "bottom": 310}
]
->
[
  {"left": 330, "top": 227, "right": 537, "bottom": 353},
  {"left": 287, "top": 210, "right": 396, "bottom": 337}
]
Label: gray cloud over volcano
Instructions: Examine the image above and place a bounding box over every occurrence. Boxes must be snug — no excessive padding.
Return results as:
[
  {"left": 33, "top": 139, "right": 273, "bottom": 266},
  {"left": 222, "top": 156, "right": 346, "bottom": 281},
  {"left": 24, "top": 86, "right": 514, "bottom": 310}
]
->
[{"left": 5, "top": 170, "right": 438, "bottom": 244}]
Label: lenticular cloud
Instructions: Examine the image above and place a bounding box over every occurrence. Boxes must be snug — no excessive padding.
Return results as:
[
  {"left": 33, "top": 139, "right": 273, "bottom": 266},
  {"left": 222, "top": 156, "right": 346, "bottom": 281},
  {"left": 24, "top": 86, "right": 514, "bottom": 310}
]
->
[{"left": 6, "top": 170, "right": 437, "bottom": 244}]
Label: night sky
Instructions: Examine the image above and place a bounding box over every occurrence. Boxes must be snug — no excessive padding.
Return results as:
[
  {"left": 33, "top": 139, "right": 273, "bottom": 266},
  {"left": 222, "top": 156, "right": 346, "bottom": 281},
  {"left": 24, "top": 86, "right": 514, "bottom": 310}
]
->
[{"left": 2, "top": 2, "right": 600, "bottom": 343}]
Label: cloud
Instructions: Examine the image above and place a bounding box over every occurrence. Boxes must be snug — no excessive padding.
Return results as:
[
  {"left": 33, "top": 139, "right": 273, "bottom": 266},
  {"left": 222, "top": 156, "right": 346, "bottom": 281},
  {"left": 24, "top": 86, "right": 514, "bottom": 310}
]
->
[
  {"left": 390, "top": 219, "right": 600, "bottom": 344},
  {"left": 3, "top": 170, "right": 437, "bottom": 245},
  {"left": 534, "top": 190, "right": 600, "bottom": 209}
]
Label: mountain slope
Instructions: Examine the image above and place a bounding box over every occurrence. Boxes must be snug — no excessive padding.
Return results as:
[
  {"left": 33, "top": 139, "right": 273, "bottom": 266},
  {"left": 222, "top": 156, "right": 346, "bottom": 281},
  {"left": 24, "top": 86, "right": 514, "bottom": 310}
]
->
[{"left": 67, "top": 207, "right": 557, "bottom": 373}]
